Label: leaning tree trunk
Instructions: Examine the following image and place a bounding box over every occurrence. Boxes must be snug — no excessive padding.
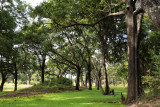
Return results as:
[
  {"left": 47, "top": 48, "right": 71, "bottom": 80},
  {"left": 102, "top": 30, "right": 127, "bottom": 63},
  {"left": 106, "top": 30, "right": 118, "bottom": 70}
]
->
[
  {"left": 91, "top": 58, "right": 105, "bottom": 95},
  {"left": 0, "top": 73, "right": 7, "bottom": 92}
]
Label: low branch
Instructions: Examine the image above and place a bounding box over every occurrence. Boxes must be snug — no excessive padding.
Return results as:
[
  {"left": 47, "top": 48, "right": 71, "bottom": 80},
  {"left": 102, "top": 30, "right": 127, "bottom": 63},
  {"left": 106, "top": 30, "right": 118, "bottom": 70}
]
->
[{"left": 108, "top": 10, "right": 126, "bottom": 16}]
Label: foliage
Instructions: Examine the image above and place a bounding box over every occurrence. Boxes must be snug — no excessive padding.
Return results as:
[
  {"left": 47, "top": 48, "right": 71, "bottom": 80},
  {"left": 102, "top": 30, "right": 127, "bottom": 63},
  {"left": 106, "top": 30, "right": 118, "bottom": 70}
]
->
[{"left": 22, "top": 77, "right": 73, "bottom": 91}]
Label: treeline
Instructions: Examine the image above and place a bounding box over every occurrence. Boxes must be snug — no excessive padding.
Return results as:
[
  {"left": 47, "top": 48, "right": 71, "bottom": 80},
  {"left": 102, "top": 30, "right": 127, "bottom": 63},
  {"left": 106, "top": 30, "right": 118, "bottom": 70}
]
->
[{"left": 0, "top": 0, "right": 160, "bottom": 104}]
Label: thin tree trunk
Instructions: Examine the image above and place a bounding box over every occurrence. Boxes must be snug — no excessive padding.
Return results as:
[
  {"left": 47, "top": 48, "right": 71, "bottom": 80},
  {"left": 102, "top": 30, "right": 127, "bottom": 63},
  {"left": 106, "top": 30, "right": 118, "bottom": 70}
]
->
[
  {"left": 41, "top": 57, "right": 46, "bottom": 83},
  {"left": 91, "top": 58, "right": 105, "bottom": 95},
  {"left": 28, "top": 74, "right": 31, "bottom": 85},
  {"left": 88, "top": 69, "right": 92, "bottom": 90},
  {"left": 14, "top": 63, "right": 18, "bottom": 91},
  {"left": 101, "top": 50, "right": 110, "bottom": 95},
  {"left": 85, "top": 72, "right": 88, "bottom": 87},
  {"left": 80, "top": 75, "right": 85, "bottom": 87}
]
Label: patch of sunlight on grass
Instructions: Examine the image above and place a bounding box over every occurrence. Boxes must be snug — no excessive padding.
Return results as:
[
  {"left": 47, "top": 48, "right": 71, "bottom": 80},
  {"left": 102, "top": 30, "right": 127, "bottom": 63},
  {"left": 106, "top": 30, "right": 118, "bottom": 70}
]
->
[{"left": 3, "top": 83, "right": 32, "bottom": 92}]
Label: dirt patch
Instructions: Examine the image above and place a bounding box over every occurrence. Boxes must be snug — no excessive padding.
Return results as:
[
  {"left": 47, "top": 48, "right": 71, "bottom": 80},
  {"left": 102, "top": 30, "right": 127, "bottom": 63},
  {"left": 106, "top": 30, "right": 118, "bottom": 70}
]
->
[
  {"left": 0, "top": 87, "right": 87, "bottom": 98},
  {"left": 128, "top": 96, "right": 160, "bottom": 107}
]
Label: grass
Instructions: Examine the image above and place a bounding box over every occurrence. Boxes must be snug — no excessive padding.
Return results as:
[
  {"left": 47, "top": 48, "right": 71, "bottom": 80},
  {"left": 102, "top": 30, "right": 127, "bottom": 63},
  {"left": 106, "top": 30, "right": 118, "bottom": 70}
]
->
[
  {"left": 3, "top": 83, "right": 32, "bottom": 92},
  {"left": 0, "top": 86, "right": 127, "bottom": 107}
]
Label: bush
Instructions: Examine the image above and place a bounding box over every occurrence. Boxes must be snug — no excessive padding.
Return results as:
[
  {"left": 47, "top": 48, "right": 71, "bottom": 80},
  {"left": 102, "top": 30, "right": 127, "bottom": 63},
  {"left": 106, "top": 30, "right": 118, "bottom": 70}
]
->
[
  {"left": 21, "top": 77, "right": 73, "bottom": 92},
  {"left": 57, "top": 77, "right": 72, "bottom": 86},
  {"left": 142, "top": 75, "right": 160, "bottom": 95}
]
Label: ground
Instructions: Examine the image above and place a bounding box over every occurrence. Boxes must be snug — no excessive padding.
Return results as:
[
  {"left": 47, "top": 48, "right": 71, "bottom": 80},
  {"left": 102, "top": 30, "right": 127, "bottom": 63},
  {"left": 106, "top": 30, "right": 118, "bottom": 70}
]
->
[
  {"left": 0, "top": 83, "right": 159, "bottom": 107},
  {"left": 0, "top": 84, "right": 127, "bottom": 107}
]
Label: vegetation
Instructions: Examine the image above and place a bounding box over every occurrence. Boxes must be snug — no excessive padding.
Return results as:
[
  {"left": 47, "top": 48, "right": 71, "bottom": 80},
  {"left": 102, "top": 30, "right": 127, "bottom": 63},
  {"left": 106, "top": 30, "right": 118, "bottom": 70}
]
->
[
  {"left": 0, "top": 0, "right": 160, "bottom": 106},
  {"left": 0, "top": 86, "right": 127, "bottom": 107}
]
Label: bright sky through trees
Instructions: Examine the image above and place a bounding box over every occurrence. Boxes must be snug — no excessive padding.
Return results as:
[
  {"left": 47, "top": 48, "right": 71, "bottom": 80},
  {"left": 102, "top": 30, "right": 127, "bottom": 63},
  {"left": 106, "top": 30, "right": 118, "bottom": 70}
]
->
[{"left": 24, "top": 0, "right": 45, "bottom": 7}]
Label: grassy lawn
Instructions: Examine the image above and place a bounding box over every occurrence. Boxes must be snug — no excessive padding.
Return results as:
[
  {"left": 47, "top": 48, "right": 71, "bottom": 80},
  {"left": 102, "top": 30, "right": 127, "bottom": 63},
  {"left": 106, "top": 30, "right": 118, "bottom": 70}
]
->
[
  {"left": 0, "top": 86, "right": 127, "bottom": 107},
  {"left": 3, "top": 83, "right": 32, "bottom": 92}
]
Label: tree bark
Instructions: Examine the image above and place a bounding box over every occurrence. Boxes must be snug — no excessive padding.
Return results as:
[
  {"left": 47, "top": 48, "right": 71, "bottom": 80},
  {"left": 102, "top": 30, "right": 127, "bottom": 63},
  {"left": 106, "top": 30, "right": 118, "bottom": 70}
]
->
[
  {"left": 41, "top": 56, "right": 46, "bottom": 83},
  {"left": 14, "top": 63, "right": 18, "bottom": 91},
  {"left": 91, "top": 58, "right": 105, "bottom": 95},
  {"left": 101, "top": 49, "right": 110, "bottom": 95},
  {"left": 135, "top": 13, "right": 143, "bottom": 97},
  {"left": 0, "top": 73, "right": 7, "bottom": 92},
  {"left": 80, "top": 75, "right": 85, "bottom": 87},
  {"left": 28, "top": 74, "right": 32, "bottom": 85},
  {"left": 85, "top": 72, "right": 88, "bottom": 87},
  {"left": 76, "top": 68, "right": 81, "bottom": 90},
  {"left": 88, "top": 61, "right": 92, "bottom": 90},
  {"left": 125, "top": 1, "right": 137, "bottom": 103}
]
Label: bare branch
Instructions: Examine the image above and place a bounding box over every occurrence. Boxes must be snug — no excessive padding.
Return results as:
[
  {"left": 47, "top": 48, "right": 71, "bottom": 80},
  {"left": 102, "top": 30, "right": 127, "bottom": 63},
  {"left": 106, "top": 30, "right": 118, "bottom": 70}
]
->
[{"left": 108, "top": 10, "right": 126, "bottom": 16}]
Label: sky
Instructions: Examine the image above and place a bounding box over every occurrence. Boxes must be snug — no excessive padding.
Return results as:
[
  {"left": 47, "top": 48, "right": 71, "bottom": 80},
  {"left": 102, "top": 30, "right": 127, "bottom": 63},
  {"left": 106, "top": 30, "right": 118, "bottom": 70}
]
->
[{"left": 24, "top": 0, "right": 45, "bottom": 7}]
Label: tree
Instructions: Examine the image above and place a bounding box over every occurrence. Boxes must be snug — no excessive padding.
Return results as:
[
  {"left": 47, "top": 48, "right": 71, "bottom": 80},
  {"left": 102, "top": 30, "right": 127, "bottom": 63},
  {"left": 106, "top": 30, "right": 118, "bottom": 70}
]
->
[
  {"left": 24, "top": 22, "right": 51, "bottom": 83},
  {"left": 31, "top": 0, "right": 160, "bottom": 103}
]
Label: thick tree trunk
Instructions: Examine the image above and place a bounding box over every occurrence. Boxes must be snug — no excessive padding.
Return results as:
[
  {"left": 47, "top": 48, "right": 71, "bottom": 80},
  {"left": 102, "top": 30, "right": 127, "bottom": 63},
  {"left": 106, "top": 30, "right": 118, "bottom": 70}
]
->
[
  {"left": 76, "top": 68, "right": 81, "bottom": 90},
  {"left": 125, "top": 1, "right": 137, "bottom": 103}
]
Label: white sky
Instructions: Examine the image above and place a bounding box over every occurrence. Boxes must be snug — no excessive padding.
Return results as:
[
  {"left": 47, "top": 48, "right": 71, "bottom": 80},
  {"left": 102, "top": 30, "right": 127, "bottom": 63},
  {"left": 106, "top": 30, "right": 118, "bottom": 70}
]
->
[{"left": 24, "top": 0, "right": 45, "bottom": 7}]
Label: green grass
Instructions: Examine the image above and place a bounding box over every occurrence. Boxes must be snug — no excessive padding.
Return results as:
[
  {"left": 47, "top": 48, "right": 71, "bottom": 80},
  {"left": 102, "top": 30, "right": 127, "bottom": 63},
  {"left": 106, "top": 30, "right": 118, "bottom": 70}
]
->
[
  {"left": 0, "top": 86, "right": 127, "bottom": 107},
  {"left": 3, "top": 83, "right": 32, "bottom": 92}
]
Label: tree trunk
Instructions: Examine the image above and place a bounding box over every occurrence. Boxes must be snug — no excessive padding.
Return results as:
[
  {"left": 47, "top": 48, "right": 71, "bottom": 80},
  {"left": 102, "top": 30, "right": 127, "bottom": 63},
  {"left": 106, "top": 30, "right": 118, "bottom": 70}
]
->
[
  {"left": 88, "top": 69, "right": 92, "bottom": 90},
  {"left": 122, "top": 78, "right": 125, "bottom": 87},
  {"left": 91, "top": 58, "right": 105, "bottom": 95},
  {"left": 87, "top": 52, "right": 92, "bottom": 90},
  {"left": 85, "top": 72, "right": 88, "bottom": 87},
  {"left": 14, "top": 63, "right": 18, "bottom": 91},
  {"left": 0, "top": 73, "right": 7, "bottom": 92},
  {"left": 97, "top": 77, "right": 100, "bottom": 90},
  {"left": 125, "top": 1, "right": 142, "bottom": 103},
  {"left": 101, "top": 50, "right": 110, "bottom": 95},
  {"left": 80, "top": 75, "right": 85, "bottom": 87},
  {"left": 41, "top": 57, "right": 46, "bottom": 83},
  {"left": 135, "top": 13, "right": 143, "bottom": 97},
  {"left": 76, "top": 68, "right": 81, "bottom": 90},
  {"left": 142, "top": 0, "right": 160, "bottom": 30},
  {"left": 28, "top": 74, "right": 32, "bottom": 85},
  {"left": 125, "top": 2, "right": 137, "bottom": 103}
]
